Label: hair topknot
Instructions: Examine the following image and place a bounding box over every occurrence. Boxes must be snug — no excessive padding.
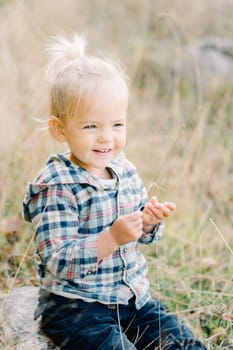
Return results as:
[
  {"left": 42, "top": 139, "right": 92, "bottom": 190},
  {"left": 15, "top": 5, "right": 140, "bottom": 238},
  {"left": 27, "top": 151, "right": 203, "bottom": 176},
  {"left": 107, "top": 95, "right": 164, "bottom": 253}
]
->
[
  {"left": 46, "top": 34, "right": 86, "bottom": 60},
  {"left": 45, "top": 34, "right": 87, "bottom": 81},
  {"left": 45, "top": 33, "right": 129, "bottom": 121}
]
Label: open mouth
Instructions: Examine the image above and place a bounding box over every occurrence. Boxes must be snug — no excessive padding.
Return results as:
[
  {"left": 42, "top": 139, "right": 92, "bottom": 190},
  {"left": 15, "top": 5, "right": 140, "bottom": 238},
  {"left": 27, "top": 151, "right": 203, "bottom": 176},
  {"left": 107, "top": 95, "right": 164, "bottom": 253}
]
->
[{"left": 93, "top": 149, "right": 112, "bottom": 154}]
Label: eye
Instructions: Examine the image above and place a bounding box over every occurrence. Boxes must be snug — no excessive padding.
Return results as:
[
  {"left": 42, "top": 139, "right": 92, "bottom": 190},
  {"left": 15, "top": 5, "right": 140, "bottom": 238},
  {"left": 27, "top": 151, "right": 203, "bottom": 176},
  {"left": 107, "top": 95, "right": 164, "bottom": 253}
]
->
[
  {"left": 113, "top": 123, "right": 125, "bottom": 128},
  {"left": 83, "top": 124, "right": 97, "bottom": 130}
]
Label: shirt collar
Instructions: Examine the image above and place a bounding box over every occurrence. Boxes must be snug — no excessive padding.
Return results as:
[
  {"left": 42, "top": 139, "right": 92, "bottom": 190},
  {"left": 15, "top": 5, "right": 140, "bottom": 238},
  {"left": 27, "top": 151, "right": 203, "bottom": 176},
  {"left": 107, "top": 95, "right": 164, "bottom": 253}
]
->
[{"left": 38, "top": 152, "right": 122, "bottom": 189}]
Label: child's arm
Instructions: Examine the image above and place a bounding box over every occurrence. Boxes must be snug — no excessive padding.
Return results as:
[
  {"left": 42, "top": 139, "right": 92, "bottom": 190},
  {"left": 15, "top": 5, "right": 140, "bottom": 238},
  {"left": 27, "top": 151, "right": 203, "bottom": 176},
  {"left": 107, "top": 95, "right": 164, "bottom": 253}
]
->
[
  {"left": 97, "top": 211, "right": 143, "bottom": 261},
  {"left": 142, "top": 196, "right": 176, "bottom": 233},
  {"left": 97, "top": 197, "right": 176, "bottom": 261}
]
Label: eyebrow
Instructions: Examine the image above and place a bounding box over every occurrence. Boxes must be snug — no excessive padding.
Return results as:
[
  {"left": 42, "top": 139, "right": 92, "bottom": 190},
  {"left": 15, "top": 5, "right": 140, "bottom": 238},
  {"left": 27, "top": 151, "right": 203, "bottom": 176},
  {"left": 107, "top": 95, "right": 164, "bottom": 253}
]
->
[{"left": 78, "top": 117, "right": 126, "bottom": 125}]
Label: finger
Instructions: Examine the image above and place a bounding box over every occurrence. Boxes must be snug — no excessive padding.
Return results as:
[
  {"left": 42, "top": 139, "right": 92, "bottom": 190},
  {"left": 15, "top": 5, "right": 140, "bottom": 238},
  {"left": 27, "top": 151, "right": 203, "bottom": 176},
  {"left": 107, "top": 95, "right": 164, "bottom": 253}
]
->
[
  {"left": 129, "top": 216, "right": 143, "bottom": 230},
  {"left": 164, "top": 202, "right": 176, "bottom": 211},
  {"left": 143, "top": 206, "right": 152, "bottom": 216},
  {"left": 150, "top": 196, "right": 159, "bottom": 206},
  {"left": 147, "top": 202, "right": 173, "bottom": 219},
  {"left": 158, "top": 203, "right": 176, "bottom": 217},
  {"left": 127, "top": 211, "right": 142, "bottom": 221},
  {"left": 146, "top": 204, "right": 164, "bottom": 220}
]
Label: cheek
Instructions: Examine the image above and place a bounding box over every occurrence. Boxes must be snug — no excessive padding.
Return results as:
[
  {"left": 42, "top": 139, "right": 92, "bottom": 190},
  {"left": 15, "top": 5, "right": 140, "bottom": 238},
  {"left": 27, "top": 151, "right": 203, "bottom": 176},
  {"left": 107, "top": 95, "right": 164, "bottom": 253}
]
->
[
  {"left": 71, "top": 132, "right": 90, "bottom": 144},
  {"left": 120, "top": 133, "right": 126, "bottom": 146},
  {"left": 67, "top": 134, "right": 86, "bottom": 151}
]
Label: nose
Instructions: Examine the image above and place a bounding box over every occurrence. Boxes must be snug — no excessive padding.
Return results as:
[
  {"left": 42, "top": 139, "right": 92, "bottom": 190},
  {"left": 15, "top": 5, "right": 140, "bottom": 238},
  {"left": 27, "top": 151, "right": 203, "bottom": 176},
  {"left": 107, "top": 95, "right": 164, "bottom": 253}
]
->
[{"left": 98, "top": 128, "right": 113, "bottom": 143}]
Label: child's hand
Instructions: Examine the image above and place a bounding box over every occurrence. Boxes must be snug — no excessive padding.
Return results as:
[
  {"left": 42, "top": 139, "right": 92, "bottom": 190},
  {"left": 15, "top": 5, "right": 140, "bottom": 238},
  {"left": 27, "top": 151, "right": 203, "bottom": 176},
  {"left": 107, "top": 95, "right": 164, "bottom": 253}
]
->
[
  {"left": 98, "top": 212, "right": 143, "bottom": 260},
  {"left": 110, "top": 211, "right": 143, "bottom": 246},
  {"left": 142, "top": 196, "right": 176, "bottom": 232}
]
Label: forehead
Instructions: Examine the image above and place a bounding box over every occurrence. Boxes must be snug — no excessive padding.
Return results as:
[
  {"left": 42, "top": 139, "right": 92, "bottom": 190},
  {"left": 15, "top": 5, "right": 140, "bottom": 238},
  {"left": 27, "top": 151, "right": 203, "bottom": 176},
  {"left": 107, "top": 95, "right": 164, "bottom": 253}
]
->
[
  {"left": 74, "top": 77, "right": 128, "bottom": 118},
  {"left": 93, "top": 76, "right": 128, "bottom": 100},
  {"left": 98, "top": 79, "right": 128, "bottom": 104}
]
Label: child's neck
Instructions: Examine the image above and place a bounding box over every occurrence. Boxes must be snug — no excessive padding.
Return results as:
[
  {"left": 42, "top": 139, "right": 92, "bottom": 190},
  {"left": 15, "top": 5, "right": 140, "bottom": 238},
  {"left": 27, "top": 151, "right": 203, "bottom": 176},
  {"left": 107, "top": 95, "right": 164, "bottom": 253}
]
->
[
  {"left": 91, "top": 168, "right": 113, "bottom": 180},
  {"left": 69, "top": 154, "right": 112, "bottom": 179}
]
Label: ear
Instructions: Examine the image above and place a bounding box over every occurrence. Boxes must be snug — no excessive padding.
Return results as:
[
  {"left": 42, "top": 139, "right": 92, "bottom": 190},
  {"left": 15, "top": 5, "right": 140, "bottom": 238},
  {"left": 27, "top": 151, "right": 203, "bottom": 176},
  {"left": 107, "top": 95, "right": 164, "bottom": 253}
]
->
[{"left": 48, "top": 116, "right": 67, "bottom": 143}]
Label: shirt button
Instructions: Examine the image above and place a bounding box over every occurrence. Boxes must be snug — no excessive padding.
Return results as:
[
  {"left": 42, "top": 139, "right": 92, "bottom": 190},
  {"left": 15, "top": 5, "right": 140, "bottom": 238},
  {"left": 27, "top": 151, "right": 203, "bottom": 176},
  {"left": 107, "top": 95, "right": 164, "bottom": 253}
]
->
[
  {"left": 87, "top": 270, "right": 95, "bottom": 275},
  {"left": 123, "top": 248, "right": 128, "bottom": 253}
]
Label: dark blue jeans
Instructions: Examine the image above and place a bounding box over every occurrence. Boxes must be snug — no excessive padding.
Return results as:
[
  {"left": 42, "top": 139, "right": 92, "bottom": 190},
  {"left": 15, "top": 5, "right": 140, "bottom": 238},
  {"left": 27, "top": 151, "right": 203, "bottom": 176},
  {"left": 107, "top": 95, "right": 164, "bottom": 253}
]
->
[{"left": 37, "top": 292, "right": 207, "bottom": 350}]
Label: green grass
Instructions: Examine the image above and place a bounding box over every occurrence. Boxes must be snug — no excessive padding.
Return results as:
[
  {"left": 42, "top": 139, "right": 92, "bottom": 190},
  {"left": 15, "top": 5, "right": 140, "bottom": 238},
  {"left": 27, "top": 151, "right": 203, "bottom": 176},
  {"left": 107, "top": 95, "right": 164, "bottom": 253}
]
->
[{"left": 0, "top": 0, "right": 233, "bottom": 348}]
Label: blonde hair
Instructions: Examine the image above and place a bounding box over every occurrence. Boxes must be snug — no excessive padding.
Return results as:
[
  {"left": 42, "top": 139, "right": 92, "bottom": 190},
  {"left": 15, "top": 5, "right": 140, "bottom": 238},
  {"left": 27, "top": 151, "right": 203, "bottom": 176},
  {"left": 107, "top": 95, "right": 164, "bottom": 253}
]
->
[{"left": 45, "top": 34, "right": 129, "bottom": 123}]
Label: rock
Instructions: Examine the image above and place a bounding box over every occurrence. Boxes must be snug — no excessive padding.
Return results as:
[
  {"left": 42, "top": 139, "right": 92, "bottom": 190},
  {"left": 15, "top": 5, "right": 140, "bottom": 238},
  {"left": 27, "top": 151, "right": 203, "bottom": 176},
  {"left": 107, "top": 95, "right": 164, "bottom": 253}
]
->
[
  {"left": 169, "top": 37, "right": 233, "bottom": 91},
  {"left": 144, "top": 37, "right": 233, "bottom": 94},
  {"left": 0, "top": 286, "right": 58, "bottom": 350}
]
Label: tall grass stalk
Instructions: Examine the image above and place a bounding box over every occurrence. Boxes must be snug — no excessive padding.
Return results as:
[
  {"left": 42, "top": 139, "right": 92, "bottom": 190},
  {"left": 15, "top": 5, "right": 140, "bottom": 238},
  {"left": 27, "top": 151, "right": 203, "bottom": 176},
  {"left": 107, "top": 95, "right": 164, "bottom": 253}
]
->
[{"left": 0, "top": 0, "right": 232, "bottom": 348}]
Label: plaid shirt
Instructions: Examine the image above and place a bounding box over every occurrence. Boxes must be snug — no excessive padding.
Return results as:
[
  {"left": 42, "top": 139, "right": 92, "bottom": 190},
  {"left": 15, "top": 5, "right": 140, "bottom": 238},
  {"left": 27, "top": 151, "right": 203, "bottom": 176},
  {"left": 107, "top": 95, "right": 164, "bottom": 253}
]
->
[{"left": 23, "top": 153, "right": 163, "bottom": 309}]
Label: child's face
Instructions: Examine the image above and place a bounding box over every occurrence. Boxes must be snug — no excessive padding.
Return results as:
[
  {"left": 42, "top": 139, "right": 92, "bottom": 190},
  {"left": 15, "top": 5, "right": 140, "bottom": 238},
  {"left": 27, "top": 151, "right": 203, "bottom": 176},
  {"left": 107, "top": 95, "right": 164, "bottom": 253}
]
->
[{"left": 61, "top": 80, "right": 128, "bottom": 178}]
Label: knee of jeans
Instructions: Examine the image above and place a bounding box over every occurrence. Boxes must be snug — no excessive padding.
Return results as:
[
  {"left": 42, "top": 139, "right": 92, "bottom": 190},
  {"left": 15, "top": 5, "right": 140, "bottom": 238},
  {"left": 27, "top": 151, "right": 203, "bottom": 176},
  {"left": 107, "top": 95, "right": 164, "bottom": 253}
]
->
[{"left": 79, "top": 322, "right": 136, "bottom": 350}]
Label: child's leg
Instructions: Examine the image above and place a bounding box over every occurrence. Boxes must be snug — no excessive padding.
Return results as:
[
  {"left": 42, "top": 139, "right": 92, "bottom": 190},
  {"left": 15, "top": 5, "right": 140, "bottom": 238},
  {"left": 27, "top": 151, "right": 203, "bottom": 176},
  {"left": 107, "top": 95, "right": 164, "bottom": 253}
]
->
[
  {"left": 38, "top": 293, "right": 136, "bottom": 350},
  {"left": 123, "top": 298, "right": 207, "bottom": 350}
]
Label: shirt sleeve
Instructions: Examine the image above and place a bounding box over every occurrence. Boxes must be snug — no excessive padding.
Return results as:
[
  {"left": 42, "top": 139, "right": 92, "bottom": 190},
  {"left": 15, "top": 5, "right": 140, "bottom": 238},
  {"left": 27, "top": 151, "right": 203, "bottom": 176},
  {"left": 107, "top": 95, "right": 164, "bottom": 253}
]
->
[
  {"left": 28, "top": 185, "right": 99, "bottom": 281},
  {"left": 139, "top": 222, "right": 164, "bottom": 244}
]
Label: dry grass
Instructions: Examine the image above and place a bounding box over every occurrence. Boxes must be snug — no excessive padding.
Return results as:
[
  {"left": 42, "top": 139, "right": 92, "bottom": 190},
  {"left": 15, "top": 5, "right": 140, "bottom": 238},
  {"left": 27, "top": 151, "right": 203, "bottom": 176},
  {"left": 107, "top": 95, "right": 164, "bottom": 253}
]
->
[{"left": 0, "top": 0, "right": 232, "bottom": 348}]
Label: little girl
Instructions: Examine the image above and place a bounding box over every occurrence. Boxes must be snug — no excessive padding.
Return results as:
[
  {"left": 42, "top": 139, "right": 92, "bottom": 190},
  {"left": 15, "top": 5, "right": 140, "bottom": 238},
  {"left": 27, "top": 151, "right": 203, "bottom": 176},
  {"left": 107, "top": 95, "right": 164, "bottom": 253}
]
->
[{"left": 23, "top": 34, "right": 207, "bottom": 350}]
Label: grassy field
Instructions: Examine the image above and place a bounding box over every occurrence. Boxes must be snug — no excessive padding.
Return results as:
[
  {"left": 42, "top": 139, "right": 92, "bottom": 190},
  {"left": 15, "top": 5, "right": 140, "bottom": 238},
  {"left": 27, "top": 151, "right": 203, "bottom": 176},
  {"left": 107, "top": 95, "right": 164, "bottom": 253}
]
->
[{"left": 0, "top": 0, "right": 232, "bottom": 349}]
